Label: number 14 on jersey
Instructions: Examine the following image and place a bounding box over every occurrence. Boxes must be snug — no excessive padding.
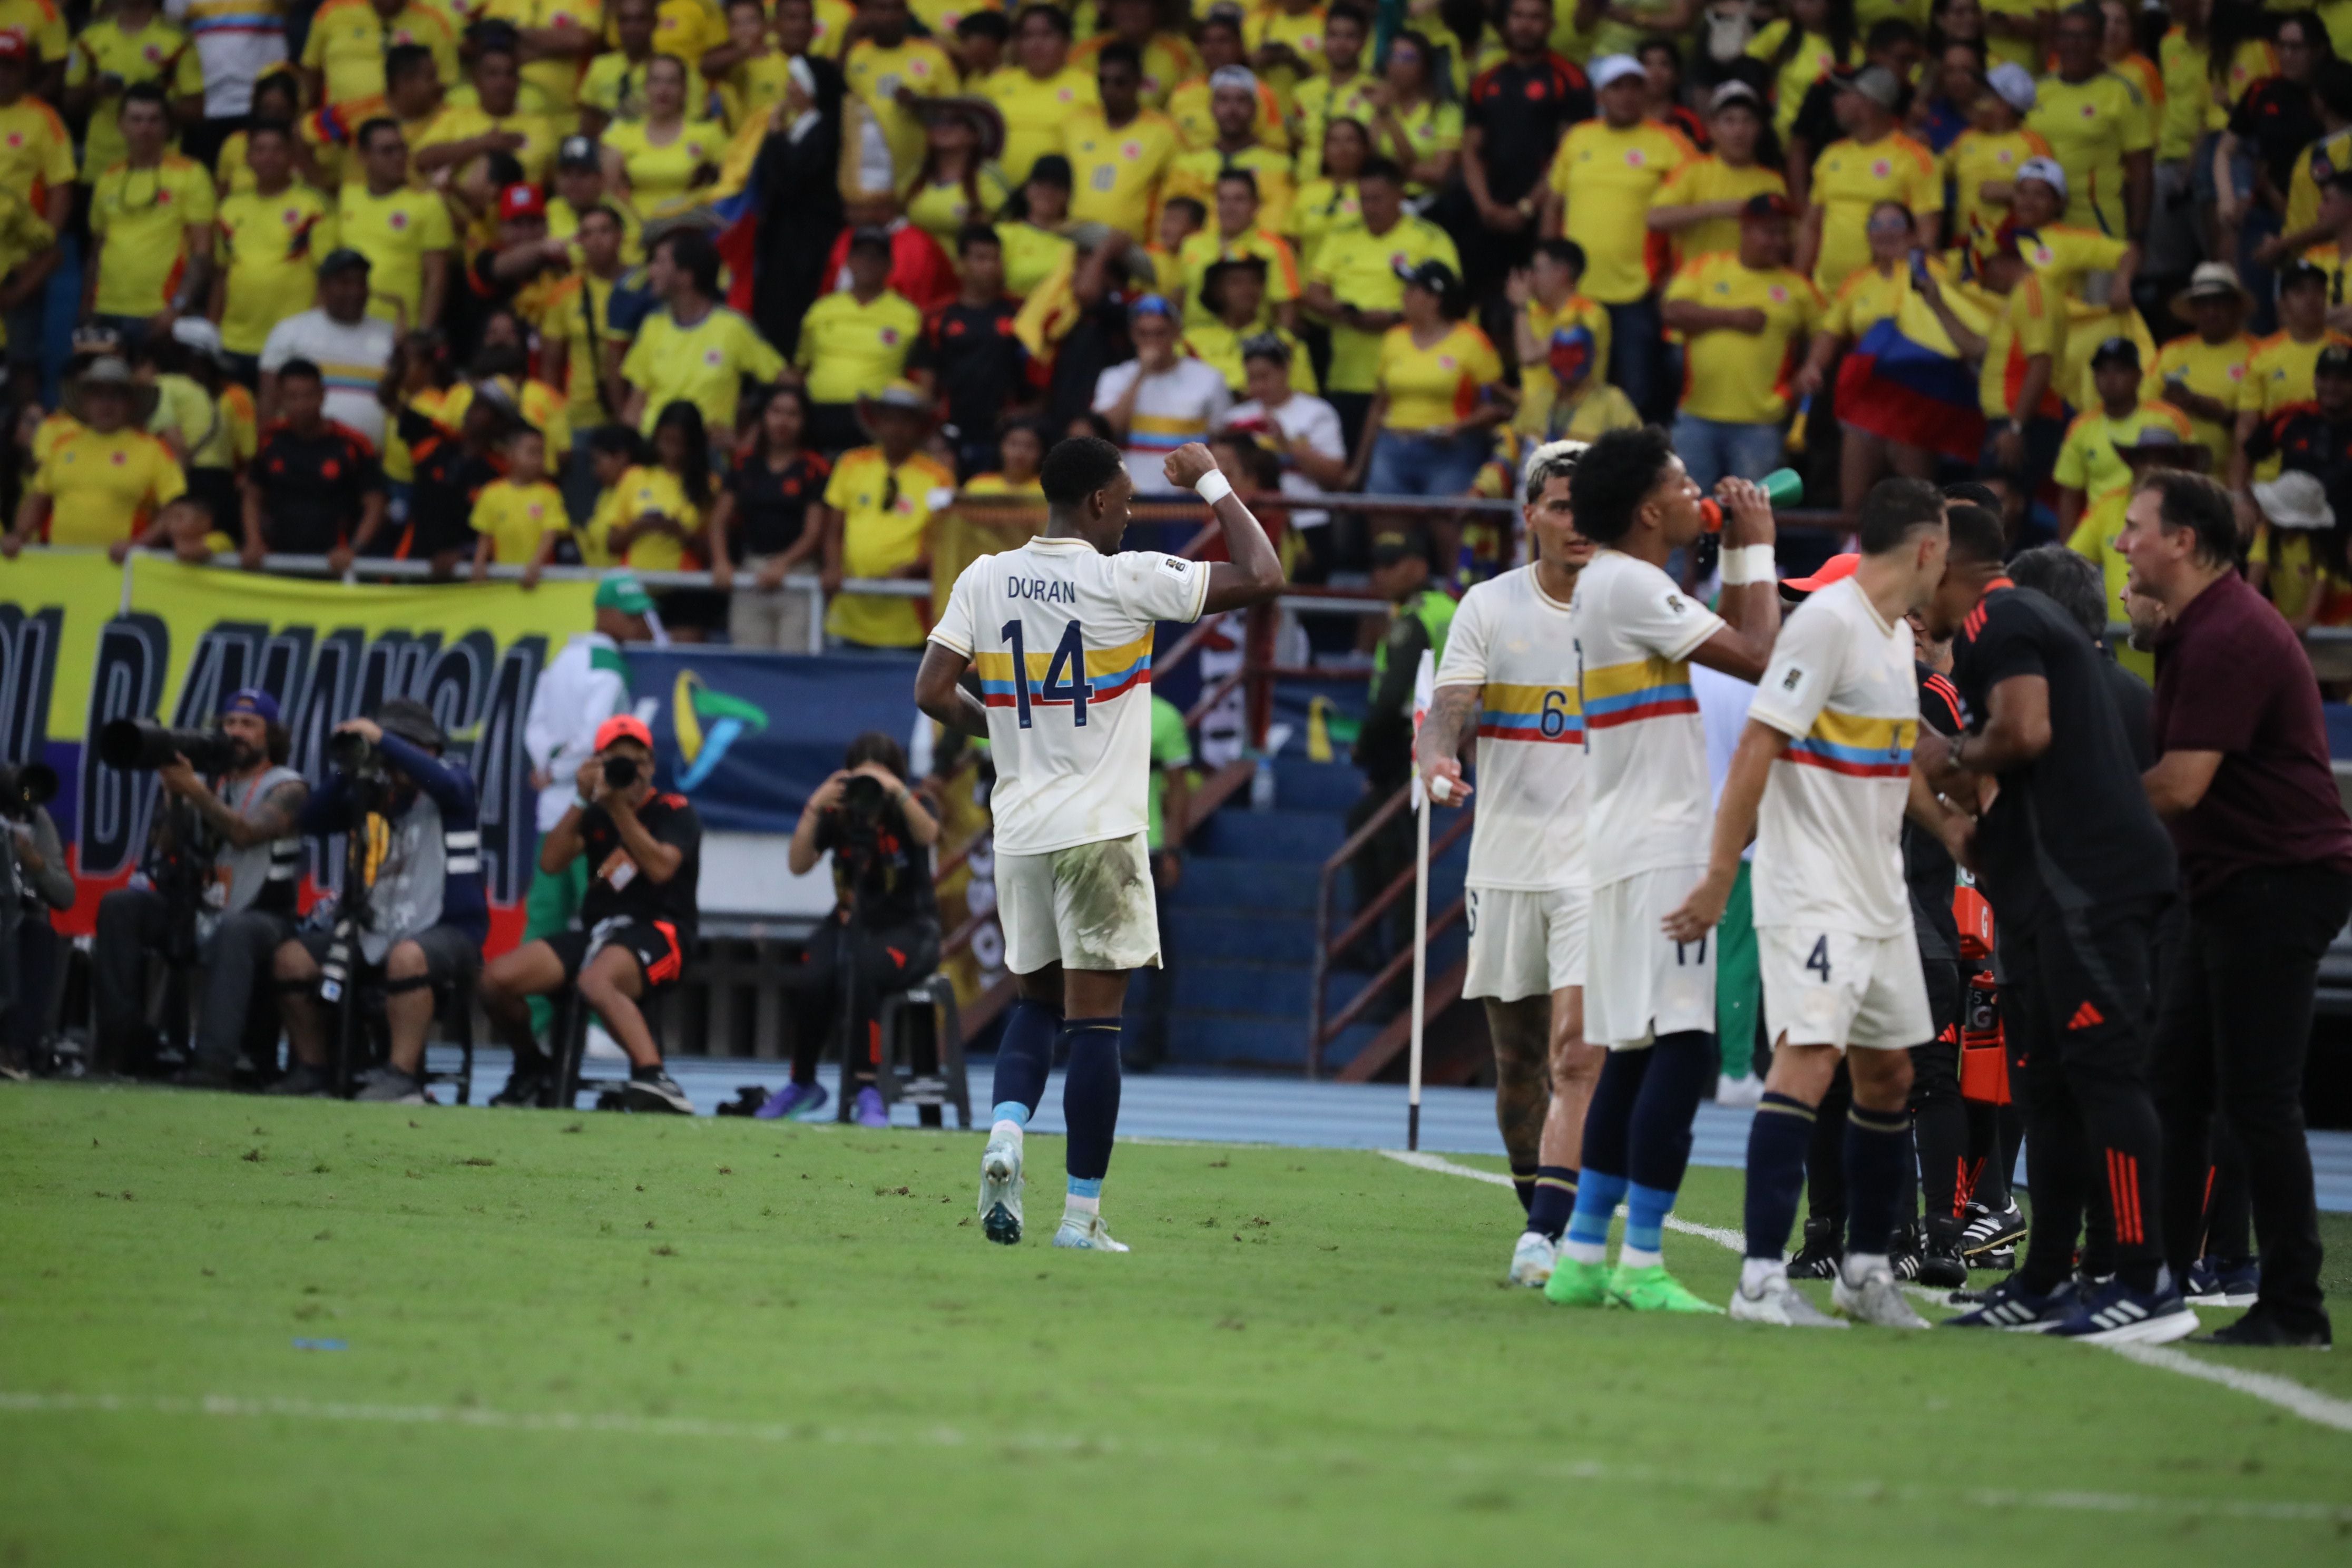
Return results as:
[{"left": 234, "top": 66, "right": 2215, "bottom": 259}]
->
[{"left": 1001, "top": 618, "right": 1094, "bottom": 728}]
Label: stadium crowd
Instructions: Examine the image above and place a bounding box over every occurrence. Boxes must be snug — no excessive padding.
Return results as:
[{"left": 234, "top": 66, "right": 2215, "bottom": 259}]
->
[{"left": 1, "top": 0, "right": 2350, "bottom": 1341}]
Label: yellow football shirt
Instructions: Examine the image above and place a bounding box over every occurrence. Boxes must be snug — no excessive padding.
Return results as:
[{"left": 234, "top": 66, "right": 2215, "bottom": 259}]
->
[
  {"left": 89, "top": 155, "right": 216, "bottom": 317},
  {"left": 470, "top": 477, "right": 569, "bottom": 562},
  {"left": 1286, "top": 176, "right": 1360, "bottom": 270},
  {"left": 215, "top": 185, "right": 337, "bottom": 356},
  {"left": 791, "top": 289, "right": 922, "bottom": 405},
  {"left": 1064, "top": 107, "right": 1181, "bottom": 240},
  {"left": 1183, "top": 321, "right": 1315, "bottom": 394},
  {"left": 1309, "top": 213, "right": 1459, "bottom": 394},
  {"left": 1664, "top": 254, "right": 1823, "bottom": 425},
  {"left": 34, "top": 427, "right": 187, "bottom": 547},
  {"left": 2055, "top": 398, "right": 2193, "bottom": 510},
  {"left": 1072, "top": 31, "right": 1198, "bottom": 107},
  {"left": 537, "top": 268, "right": 625, "bottom": 426},
  {"left": 1382, "top": 97, "right": 1463, "bottom": 196},
  {"left": 337, "top": 182, "right": 457, "bottom": 327},
  {"left": 1165, "top": 73, "right": 1285, "bottom": 154},
  {"left": 1175, "top": 225, "right": 1300, "bottom": 327},
  {"left": 0, "top": 0, "right": 66, "bottom": 67},
  {"left": 482, "top": 0, "right": 602, "bottom": 129},
  {"left": 845, "top": 38, "right": 961, "bottom": 184},
  {"left": 2024, "top": 70, "right": 2153, "bottom": 237},
  {"left": 995, "top": 220, "right": 1075, "bottom": 299},
  {"left": 1545, "top": 117, "right": 1692, "bottom": 306},
  {"left": 600, "top": 117, "right": 723, "bottom": 218},
  {"left": 1242, "top": 3, "right": 1326, "bottom": 111},
  {"left": 983, "top": 64, "right": 1100, "bottom": 185},
  {"left": 414, "top": 101, "right": 557, "bottom": 184},
  {"left": 822, "top": 445, "right": 954, "bottom": 647},
  {"left": 302, "top": 0, "right": 458, "bottom": 110},
  {"left": 1941, "top": 126, "right": 2051, "bottom": 254},
  {"left": 622, "top": 302, "right": 787, "bottom": 434},
  {"left": 585, "top": 463, "right": 701, "bottom": 568},
  {"left": 1743, "top": 22, "right": 1857, "bottom": 138},
  {"left": 0, "top": 97, "right": 79, "bottom": 212},
  {"left": 1650, "top": 154, "right": 1785, "bottom": 266},
  {"left": 1981, "top": 0, "right": 2052, "bottom": 71},
  {"left": 1289, "top": 70, "right": 1377, "bottom": 180},
  {"left": 1513, "top": 291, "right": 1610, "bottom": 436},
  {"left": 1977, "top": 273, "right": 2063, "bottom": 419},
  {"left": 1807, "top": 131, "right": 1939, "bottom": 295},
  {"left": 579, "top": 50, "right": 713, "bottom": 123},
  {"left": 1375, "top": 321, "right": 1502, "bottom": 431},
  {"left": 2238, "top": 330, "right": 2352, "bottom": 426},
  {"left": 1819, "top": 259, "right": 1909, "bottom": 339},
  {"left": 547, "top": 192, "right": 644, "bottom": 263},
  {"left": 905, "top": 164, "right": 1013, "bottom": 243},
  {"left": 1164, "top": 145, "right": 1295, "bottom": 234},
  {"left": 65, "top": 17, "right": 205, "bottom": 182},
  {"left": 717, "top": 50, "right": 797, "bottom": 130},
  {"left": 2145, "top": 330, "right": 2256, "bottom": 472}
]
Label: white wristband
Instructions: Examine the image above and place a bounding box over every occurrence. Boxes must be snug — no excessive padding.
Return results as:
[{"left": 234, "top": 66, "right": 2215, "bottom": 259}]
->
[
  {"left": 1719, "top": 544, "right": 1776, "bottom": 586},
  {"left": 1194, "top": 470, "right": 1234, "bottom": 505}
]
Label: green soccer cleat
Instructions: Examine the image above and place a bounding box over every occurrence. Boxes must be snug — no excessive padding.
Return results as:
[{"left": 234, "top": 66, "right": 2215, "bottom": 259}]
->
[
  {"left": 1609, "top": 1263, "right": 1727, "bottom": 1314},
  {"left": 1543, "top": 1257, "right": 1612, "bottom": 1308}
]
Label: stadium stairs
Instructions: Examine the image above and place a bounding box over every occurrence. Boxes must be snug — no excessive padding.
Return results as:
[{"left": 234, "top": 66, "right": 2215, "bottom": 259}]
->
[{"left": 1146, "top": 754, "right": 1474, "bottom": 1076}]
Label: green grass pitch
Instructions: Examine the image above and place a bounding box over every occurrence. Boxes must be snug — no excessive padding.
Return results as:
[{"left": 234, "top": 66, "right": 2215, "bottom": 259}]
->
[{"left": 4, "top": 1083, "right": 2350, "bottom": 1566}]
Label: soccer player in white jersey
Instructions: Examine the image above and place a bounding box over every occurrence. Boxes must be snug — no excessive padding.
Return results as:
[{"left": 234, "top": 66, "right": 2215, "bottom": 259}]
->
[
  {"left": 1418, "top": 441, "right": 1604, "bottom": 1289},
  {"left": 1541, "top": 425, "right": 1783, "bottom": 1315},
  {"left": 915, "top": 435, "right": 1284, "bottom": 1251},
  {"left": 1661, "top": 477, "right": 1973, "bottom": 1328}
]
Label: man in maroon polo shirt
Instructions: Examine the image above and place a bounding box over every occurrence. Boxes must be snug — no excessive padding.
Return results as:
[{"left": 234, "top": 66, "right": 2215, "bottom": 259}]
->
[{"left": 2120, "top": 469, "right": 2352, "bottom": 1349}]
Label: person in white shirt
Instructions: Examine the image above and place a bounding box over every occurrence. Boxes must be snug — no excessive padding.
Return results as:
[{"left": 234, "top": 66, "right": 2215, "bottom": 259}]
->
[
  {"left": 916, "top": 434, "right": 1284, "bottom": 1252},
  {"left": 1418, "top": 439, "right": 1603, "bottom": 1289},
  {"left": 1541, "top": 424, "right": 1781, "bottom": 1317},
  {"left": 496, "top": 572, "right": 648, "bottom": 1088},
  {"left": 1226, "top": 334, "right": 1347, "bottom": 549},
  {"left": 256, "top": 249, "right": 397, "bottom": 447},
  {"left": 168, "top": 0, "right": 287, "bottom": 165},
  {"left": 1692, "top": 659, "right": 1762, "bottom": 1106},
  {"left": 1093, "top": 297, "right": 1231, "bottom": 495},
  {"left": 1662, "top": 476, "right": 1968, "bottom": 1328}
]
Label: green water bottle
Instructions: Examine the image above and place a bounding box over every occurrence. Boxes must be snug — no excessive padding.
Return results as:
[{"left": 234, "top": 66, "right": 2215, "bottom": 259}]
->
[{"left": 1701, "top": 467, "right": 1804, "bottom": 531}]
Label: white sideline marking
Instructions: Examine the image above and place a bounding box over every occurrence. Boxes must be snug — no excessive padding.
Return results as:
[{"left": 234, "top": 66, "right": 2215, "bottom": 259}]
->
[
  {"left": 1379, "top": 1148, "right": 2352, "bottom": 1437},
  {"left": 0, "top": 1389, "right": 2343, "bottom": 1523}
]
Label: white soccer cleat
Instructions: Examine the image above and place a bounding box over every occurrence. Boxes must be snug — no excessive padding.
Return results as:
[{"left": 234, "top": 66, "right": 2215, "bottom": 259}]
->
[
  {"left": 1051, "top": 1211, "right": 1130, "bottom": 1251},
  {"left": 1833, "top": 1263, "right": 1929, "bottom": 1329},
  {"left": 978, "top": 1126, "right": 1024, "bottom": 1246},
  {"left": 1730, "top": 1270, "right": 1848, "bottom": 1328},
  {"left": 1507, "top": 1230, "right": 1558, "bottom": 1287}
]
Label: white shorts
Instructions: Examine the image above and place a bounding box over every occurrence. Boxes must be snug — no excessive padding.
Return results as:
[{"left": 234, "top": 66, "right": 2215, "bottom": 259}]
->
[
  {"left": 1463, "top": 885, "right": 1588, "bottom": 1002},
  {"left": 997, "top": 831, "right": 1161, "bottom": 975},
  {"left": 1758, "top": 926, "right": 1933, "bottom": 1052},
  {"left": 1585, "top": 866, "right": 1717, "bottom": 1050}
]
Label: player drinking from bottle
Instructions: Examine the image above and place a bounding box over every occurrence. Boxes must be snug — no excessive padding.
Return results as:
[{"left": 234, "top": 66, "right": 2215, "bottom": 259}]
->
[
  {"left": 915, "top": 435, "right": 1284, "bottom": 1250},
  {"left": 1417, "top": 440, "right": 1604, "bottom": 1287},
  {"left": 1542, "top": 425, "right": 1783, "bottom": 1314}
]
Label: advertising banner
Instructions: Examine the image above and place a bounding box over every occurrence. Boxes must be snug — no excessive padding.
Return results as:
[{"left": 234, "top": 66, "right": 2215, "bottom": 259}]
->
[{"left": 1, "top": 552, "right": 595, "bottom": 952}]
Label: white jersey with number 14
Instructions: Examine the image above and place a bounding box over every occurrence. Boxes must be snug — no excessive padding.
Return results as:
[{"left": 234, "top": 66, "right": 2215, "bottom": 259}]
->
[{"left": 929, "top": 534, "right": 1210, "bottom": 856}]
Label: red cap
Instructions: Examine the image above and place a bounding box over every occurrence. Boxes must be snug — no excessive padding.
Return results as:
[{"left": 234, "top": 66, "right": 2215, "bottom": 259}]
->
[
  {"left": 1781, "top": 553, "right": 1859, "bottom": 594},
  {"left": 0, "top": 29, "right": 30, "bottom": 57},
  {"left": 497, "top": 182, "right": 545, "bottom": 222},
  {"left": 595, "top": 714, "right": 654, "bottom": 753}
]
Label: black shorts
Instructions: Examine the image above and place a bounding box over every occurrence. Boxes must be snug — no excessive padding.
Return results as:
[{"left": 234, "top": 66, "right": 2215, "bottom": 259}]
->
[
  {"left": 298, "top": 923, "right": 481, "bottom": 988},
  {"left": 544, "top": 916, "right": 685, "bottom": 992}
]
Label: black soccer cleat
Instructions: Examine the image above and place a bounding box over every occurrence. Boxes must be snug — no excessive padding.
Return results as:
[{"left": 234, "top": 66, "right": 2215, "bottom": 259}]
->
[
  {"left": 1959, "top": 1200, "right": 2026, "bottom": 1258},
  {"left": 1915, "top": 1216, "right": 1969, "bottom": 1290},
  {"left": 1788, "top": 1216, "right": 1843, "bottom": 1280}
]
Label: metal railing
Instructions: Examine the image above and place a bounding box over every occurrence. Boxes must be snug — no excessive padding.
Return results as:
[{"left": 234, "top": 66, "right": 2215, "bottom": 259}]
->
[{"left": 1303, "top": 781, "right": 1477, "bottom": 1080}]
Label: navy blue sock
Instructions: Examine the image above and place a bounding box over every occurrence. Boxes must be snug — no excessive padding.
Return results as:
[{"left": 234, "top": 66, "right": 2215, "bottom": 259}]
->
[
  {"left": 1743, "top": 1092, "right": 1816, "bottom": 1260},
  {"left": 1579, "top": 1045, "right": 1651, "bottom": 1180},
  {"left": 1511, "top": 1164, "right": 1538, "bottom": 1214},
  {"left": 989, "top": 997, "right": 1060, "bottom": 1126},
  {"left": 1845, "top": 1104, "right": 1912, "bottom": 1257},
  {"left": 1526, "top": 1165, "right": 1576, "bottom": 1242},
  {"left": 1060, "top": 1016, "right": 1123, "bottom": 1182},
  {"left": 1624, "top": 1030, "right": 1716, "bottom": 1193}
]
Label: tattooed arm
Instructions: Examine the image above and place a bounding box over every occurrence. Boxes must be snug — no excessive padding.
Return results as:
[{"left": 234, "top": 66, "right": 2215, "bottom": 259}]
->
[
  {"left": 1414, "top": 683, "right": 1481, "bottom": 806},
  {"left": 157, "top": 768, "right": 310, "bottom": 850}
]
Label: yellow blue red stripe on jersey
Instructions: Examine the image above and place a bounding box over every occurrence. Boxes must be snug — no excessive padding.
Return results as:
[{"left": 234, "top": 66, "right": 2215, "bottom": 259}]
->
[
  {"left": 1477, "top": 682, "right": 1583, "bottom": 743},
  {"left": 1580, "top": 657, "right": 1697, "bottom": 730},
  {"left": 973, "top": 632, "right": 1155, "bottom": 710},
  {"left": 1782, "top": 709, "right": 1918, "bottom": 778},
  {"left": 1126, "top": 412, "right": 1209, "bottom": 452}
]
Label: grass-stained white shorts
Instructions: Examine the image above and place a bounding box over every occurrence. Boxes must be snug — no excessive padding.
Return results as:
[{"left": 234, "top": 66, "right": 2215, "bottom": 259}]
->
[{"left": 997, "top": 830, "right": 1161, "bottom": 974}]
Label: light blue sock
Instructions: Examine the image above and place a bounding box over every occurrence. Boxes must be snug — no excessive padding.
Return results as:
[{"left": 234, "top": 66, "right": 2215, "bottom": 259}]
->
[
  {"left": 1562, "top": 1169, "right": 1628, "bottom": 1261},
  {"left": 1066, "top": 1175, "right": 1103, "bottom": 1200},
  {"left": 991, "top": 1101, "right": 1031, "bottom": 1129},
  {"left": 1622, "top": 1180, "right": 1678, "bottom": 1266}
]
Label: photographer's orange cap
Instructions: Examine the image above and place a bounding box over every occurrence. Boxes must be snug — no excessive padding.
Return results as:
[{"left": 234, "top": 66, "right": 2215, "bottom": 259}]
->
[{"left": 595, "top": 714, "right": 653, "bottom": 752}]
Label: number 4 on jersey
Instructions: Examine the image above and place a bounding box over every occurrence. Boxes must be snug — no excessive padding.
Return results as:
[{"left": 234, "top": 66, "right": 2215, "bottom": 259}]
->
[{"left": 999, "top": 618, "right": 1093, "bottom": 729}]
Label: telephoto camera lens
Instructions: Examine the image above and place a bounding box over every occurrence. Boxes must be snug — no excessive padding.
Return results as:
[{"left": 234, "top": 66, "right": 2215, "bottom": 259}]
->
[
  {"left": 601, "top": 754, "right": 639, "bottom": 789},
  {"left": 328, "top": 729, "right": 377, "bottom": 774}
]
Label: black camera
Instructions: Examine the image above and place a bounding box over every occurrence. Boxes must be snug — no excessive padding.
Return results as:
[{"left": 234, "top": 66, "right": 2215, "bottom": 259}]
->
[
  {"left": 840, "top": 773, "right": 890, "bottom": 823},
  {"left": 327, "top": 729, "right": 384, "bottom": 778},
  {"left": 601, "top": 754, "right": 640, "bottom": 790},
  {"left": 97, "top": 718, "right": 241, "bottom": 775},
  {"left": 0, "top": 759, "right": 56, "bottom": 822}
]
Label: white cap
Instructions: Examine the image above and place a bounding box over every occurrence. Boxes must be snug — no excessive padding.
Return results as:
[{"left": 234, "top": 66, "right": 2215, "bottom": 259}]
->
[
  {"left": 2016, "top": 155, "right": 2068, "bottom": 199},
  {"left": 1589, "top": 53, "right": 1644, "bottom": 90},
  {"left": 2255, "top": 471, "right": 2335, "bottom": 531},
  {"left": 1208, "top": 64, "right": 1257, "bottom": 92},
  {"left": 1986, "top": 61, "right": 2036, "bottom": 114}
]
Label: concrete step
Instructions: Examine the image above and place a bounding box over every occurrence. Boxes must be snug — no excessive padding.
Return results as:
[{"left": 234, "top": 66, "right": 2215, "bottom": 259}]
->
[{"left": 1190, "top": 808, "right": 1347, "bottom": 862}]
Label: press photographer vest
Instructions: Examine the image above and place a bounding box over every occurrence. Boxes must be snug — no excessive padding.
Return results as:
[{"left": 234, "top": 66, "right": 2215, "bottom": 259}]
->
[{"left": 214, "top": 765, "right": 306, "bottom": 919}]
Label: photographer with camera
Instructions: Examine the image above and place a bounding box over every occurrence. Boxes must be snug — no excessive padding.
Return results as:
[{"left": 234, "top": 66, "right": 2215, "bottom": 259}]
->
[
  {"left": 90, "top": 690, "right": 309, "bottom": 1087},
  {"left": 481, "top": 716, "right": 702, "bottom": 1114},
  {"left": 269, "top": 698, "right": 487, "bottom": 1102},
  {"left": 757, "top": 732, "right": 941, "bottom": 1127},
  {"left": 0, "top": 761, "right": 73, "bottom": 1077}
]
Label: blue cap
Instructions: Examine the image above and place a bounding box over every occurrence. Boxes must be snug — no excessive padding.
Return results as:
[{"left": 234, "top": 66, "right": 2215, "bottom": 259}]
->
[
  {"left": 1128, "top": 293, "right": 1178, "bottom": 320},
  {"left": 222, "top": 688, "right": 280, "bottom": 724}
]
